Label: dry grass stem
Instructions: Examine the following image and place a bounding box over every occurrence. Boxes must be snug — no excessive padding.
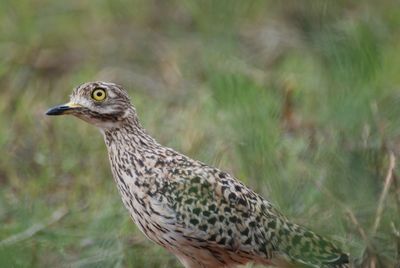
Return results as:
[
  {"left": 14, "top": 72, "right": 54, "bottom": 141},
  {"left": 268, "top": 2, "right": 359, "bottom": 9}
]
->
[
  {"left": 372, "top": 152, "right": 396, "bottom": 235},
  {"left": 0, "top": 207, "right": 68, "bottom": 247}
]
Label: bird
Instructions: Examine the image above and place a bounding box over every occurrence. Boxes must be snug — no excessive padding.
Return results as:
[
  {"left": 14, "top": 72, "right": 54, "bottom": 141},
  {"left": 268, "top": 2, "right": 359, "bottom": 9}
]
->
[{"left": 46, "top": 81, "right": 350, "bottom": 268}]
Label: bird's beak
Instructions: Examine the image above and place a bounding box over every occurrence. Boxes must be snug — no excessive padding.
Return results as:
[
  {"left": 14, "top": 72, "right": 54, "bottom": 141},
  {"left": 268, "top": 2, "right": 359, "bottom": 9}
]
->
[{"left": 46, "top": 102, "right": 82, "bottom": 116}]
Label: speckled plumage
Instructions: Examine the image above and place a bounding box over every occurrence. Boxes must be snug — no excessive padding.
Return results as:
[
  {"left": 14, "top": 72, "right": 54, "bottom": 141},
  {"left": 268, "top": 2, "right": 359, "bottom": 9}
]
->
[{"left": 47, "top": 81, "right": 350, "bottom": 268}]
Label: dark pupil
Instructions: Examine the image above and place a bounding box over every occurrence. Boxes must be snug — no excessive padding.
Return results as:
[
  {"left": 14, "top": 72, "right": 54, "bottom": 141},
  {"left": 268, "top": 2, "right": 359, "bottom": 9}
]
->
[{"left": 96, "top": 91, "right": 103, "bottom": 97}]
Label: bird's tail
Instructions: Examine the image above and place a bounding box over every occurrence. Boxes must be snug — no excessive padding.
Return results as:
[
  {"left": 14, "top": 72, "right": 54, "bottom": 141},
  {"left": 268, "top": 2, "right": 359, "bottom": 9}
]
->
[{"left": 275, "top": 221, "right": 349, "bottom": 268}]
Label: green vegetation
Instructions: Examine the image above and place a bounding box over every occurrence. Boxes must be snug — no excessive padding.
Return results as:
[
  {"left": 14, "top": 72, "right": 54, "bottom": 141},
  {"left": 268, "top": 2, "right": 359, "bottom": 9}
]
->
[{"left": 1, "top": 1, "right": 399, "bottom": 267}]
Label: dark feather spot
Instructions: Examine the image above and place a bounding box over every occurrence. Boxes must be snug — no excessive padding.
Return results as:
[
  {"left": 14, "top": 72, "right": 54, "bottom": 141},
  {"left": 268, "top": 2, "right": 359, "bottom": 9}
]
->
[
  {"left": 202, "top": 210, "right": 211, "bottom": 217},
  {"left": 190, "top": 218, "right": 199, "bottom": 225},
  {"left": 218, "top": 237, "right": 226, "bottom": 245},
  {"left": 199, "top": 225, "right": 208, "bottom": 232},
  {"left": 192, "top": 208, "right": 201, "bottom": 215},
  {"left": 208, "top": 217, "right": 217, "bottom": 224}
]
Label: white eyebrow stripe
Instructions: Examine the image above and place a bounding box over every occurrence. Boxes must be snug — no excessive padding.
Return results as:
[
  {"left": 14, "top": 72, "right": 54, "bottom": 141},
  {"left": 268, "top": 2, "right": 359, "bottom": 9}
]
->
[{"left": 107, "top": 89, "right": 117, "bottom": 98}]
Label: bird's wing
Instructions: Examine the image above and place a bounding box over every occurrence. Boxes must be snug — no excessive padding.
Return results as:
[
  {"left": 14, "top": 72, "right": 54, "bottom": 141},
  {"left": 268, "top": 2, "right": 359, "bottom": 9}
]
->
[
  {"left": 149, "top": 163, "right": 285, "bottom": 264},
  {"left": 149, "top": 162, "right": 349, "bottom": 267}
]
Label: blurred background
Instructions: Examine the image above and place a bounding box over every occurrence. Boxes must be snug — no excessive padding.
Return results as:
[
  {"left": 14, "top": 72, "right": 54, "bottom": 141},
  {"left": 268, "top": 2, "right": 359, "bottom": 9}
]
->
[{"left": 0, "top": 1, "right": 400, "bottom": 267}]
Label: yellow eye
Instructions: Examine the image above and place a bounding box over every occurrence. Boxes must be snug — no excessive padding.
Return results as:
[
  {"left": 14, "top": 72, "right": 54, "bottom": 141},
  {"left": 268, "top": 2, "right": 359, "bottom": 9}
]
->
[{"left": 91, "top": 88, "right": 106, "bottom": 101}]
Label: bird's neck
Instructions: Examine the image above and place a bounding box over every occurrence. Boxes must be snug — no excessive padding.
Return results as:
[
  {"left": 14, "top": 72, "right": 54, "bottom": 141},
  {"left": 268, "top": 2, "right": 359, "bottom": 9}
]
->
[
  {"left": 102, "top": 117, "right": 159, "bottom": 152},
  {"left": 101, "top": 117, "right": 168, "bottom": 191}
]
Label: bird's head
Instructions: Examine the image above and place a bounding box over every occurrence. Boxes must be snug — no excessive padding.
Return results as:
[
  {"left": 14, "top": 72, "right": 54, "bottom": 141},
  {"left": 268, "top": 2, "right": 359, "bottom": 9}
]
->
[{"left": 46, "top": 81, "right": 135, "bottom": 129}]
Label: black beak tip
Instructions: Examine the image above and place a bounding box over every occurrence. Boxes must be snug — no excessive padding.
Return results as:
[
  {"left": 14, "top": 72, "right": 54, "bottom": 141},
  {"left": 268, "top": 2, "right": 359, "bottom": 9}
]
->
[{"left": 46, "top": 105, "right": 70, "bottom": 116}]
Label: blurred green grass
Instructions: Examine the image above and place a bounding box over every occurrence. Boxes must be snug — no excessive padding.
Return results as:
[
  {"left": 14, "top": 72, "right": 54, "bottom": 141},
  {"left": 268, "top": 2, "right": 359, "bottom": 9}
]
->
[{"left": 1, "top": 0, "right": 400, "bottom": 267}]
